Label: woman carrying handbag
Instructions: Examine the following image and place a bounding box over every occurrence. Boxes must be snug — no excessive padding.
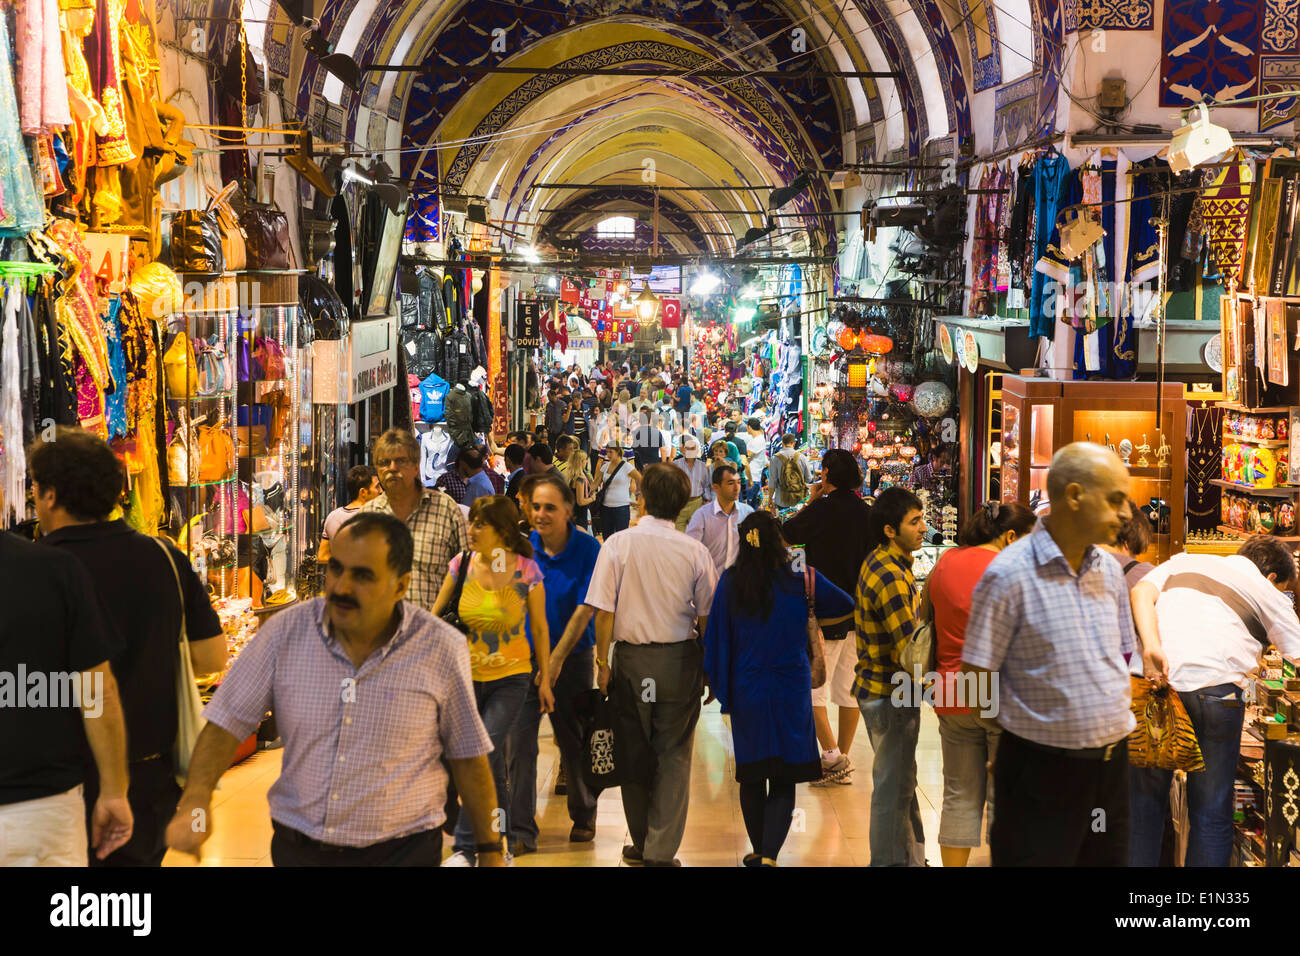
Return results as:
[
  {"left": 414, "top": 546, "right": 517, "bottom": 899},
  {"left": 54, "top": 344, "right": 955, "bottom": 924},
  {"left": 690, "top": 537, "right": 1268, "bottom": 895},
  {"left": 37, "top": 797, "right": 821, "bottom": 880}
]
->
[{"left": 702, "top": 512, "right": 853, "bottom": 866}]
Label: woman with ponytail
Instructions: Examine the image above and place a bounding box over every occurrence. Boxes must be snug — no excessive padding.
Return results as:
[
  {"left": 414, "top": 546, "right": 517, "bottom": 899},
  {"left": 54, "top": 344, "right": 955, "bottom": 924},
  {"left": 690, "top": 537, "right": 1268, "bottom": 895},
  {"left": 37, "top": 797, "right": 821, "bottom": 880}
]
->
[
  {"left": 702, "top": 511, "right": 854, "bottom": 866},
  {"left": 927, "top": 499, "right": 1037, "bottom": 867}
]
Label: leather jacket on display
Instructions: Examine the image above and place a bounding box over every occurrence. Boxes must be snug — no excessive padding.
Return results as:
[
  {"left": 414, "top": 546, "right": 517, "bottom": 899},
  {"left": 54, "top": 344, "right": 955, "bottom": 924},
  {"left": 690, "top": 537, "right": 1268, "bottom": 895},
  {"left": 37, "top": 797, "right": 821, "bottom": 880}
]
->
[{"left": 444, "top": 385, "right": 475, "bottom": 449}]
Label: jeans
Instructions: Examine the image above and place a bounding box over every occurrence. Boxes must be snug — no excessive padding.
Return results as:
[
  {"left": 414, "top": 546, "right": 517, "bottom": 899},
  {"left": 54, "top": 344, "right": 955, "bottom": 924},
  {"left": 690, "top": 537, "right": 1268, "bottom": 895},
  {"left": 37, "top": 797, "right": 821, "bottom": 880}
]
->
[
  {"left": 453, "top": 673, "right": 531, "bottom": 860},
  {"left": 936, "top": 712, "right": 1000, "bottom": 848},
  {"left": 601, "top": 504, "right": 631, "bottom": 537},
  {"left": 858, "top": 695, "right": 924, "bottom": 867},
  {"left": 1129, "top": 682, "right": 1245, "bottom": 867},
  {"left": 508, "top": 650, "right": 599, "bottom": 847}
]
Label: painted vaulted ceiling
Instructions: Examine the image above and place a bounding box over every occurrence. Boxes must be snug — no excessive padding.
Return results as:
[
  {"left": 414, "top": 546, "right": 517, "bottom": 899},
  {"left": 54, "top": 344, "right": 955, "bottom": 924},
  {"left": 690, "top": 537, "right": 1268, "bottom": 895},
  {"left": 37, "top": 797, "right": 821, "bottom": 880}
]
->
[{"left": 190, "top": 0, "right": 1051, "bottom": 256}]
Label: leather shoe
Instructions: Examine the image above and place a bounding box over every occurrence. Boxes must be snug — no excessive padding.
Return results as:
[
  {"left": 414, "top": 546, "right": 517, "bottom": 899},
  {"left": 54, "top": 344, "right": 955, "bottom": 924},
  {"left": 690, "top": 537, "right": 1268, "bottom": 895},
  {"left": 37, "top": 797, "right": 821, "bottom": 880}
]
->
[
  {"left": 643, "top": 857, "right": 682, "bottom": 867},
  {"left": 569, "top": 824, "right": 596, "bottom": 843},
  {"left": 621, "top": 844, "right": 644, "bottom": 865}
]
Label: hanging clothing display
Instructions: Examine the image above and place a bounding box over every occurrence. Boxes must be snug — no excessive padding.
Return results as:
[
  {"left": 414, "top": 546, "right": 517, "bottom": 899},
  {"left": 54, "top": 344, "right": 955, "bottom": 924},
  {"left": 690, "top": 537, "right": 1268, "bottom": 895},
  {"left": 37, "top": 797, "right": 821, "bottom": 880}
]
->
[
  {"left": 0, "top": 13, "right": 48, "bottom": 236},
  {"left": 1199, "top": 147, "right": 1253, "bottom": 280},
  {"left": 17, "top": 0, "right": 74, "bottom": 135},
  {"left": 1028, "top": 153, "right": 1071, "bottom": 339},
  {"left": 969, "top": 164, "right": 1008, "bottom": 316}
]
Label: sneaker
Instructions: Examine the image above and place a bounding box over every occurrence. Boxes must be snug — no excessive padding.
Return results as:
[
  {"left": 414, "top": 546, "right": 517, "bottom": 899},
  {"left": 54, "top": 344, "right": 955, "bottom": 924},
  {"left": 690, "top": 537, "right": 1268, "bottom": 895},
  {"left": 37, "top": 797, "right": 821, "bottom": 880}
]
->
[
  {"left": 811, "top": 754, "right": 851, "bottom": 787},
  {"left": 443, "top": 851, "right": 473, "bottom": 867}
]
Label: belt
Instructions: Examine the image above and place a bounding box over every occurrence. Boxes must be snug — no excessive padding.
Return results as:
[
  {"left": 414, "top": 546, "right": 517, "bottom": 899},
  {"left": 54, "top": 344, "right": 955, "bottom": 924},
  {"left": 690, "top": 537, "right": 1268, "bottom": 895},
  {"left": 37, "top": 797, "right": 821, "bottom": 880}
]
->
[
  {"left": 272, "top": 822, "right": 436, "bottom": 854},
  {"left": 1010, "top": 732, "right": 1125, "bottom": 762}
]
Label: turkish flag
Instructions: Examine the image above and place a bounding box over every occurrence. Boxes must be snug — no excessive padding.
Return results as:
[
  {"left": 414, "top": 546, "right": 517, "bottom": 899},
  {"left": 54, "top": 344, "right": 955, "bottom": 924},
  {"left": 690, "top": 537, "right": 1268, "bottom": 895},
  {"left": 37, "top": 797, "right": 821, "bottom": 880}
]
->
[{"left": 661, "top": 297, "right": 681, "bottom": 328}]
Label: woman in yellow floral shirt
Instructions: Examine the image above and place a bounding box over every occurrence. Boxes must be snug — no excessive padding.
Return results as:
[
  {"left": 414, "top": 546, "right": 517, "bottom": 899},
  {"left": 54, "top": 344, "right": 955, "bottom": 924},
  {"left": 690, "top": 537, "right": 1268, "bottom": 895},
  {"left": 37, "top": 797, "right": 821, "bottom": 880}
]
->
[{"left": 434, "top": 495, "right": 553, "bottom": 864}]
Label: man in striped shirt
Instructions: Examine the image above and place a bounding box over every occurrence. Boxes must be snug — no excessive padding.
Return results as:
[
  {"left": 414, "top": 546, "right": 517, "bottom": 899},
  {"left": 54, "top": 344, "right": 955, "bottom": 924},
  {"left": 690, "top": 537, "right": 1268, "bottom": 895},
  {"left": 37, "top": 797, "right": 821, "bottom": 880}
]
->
[
  {"left": 165, "top": 513, "right": 500, "bottom": 866},
  {"left": 854, "top": 486, "right": 929, "bottom": 867}
]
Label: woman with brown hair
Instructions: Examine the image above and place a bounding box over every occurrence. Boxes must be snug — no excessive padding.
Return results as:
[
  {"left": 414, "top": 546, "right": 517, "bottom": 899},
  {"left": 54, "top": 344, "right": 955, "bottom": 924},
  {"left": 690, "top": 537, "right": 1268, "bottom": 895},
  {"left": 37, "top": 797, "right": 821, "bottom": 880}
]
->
[
  {"left": 925, "top": 499, "right": 1037, "bottom": 867},
  {"left": 433, "top": 494, "right": 554, "bottom": 865}
]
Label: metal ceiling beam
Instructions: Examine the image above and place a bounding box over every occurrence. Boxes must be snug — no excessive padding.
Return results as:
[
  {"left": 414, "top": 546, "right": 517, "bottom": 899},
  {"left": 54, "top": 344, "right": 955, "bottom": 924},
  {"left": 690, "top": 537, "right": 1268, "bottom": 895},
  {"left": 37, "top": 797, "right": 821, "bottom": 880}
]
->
[
  {"left": 366, "top": 64, "right": 901, "bottom": 79},
  {"left": 528, "top": 182, "right": 774, "bottom": 192}
]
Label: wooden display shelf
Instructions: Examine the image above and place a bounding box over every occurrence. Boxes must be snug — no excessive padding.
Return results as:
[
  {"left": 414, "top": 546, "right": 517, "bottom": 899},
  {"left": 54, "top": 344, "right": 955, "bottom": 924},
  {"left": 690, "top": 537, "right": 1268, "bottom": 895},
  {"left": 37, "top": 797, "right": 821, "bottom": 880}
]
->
[
  {"left": 1219, "top": 525, "right": 1300, "bottom": 544},
  {"left": 1224, "top": 433, "right": 1288, "bottom": 447},
  {"left": 1212, "top": 479, "right": 1300, "bottom": 496},
  {"left": 1127, "top": 466, "right": 1174, "bottom": 478},
  {"left": 1217, "top": 402, "right": 1292, "bottom": 414}
]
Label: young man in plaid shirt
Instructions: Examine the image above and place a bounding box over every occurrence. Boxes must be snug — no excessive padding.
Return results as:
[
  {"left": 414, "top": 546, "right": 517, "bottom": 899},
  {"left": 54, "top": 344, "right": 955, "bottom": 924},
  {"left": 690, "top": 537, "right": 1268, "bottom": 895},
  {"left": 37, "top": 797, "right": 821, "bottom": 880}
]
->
[{"left": 854, "top": 486, "right": 929, "bottom": 867}]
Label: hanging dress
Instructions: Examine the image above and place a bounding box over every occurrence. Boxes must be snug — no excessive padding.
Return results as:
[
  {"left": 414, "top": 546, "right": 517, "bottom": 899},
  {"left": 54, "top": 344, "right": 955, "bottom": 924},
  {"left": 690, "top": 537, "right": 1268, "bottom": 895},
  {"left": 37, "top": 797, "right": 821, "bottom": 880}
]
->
[{"left": 0, "top": 13, "right": 47, "bottom": 235}]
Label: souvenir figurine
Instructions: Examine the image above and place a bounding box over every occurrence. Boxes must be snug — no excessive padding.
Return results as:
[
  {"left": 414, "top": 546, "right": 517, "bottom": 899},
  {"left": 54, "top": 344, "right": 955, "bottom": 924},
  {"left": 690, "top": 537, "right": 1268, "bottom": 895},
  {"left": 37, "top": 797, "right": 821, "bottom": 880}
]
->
[
  {"left": 1155, "top": 432, "right": 1171, "bottom": 468},
  {"left": 1278, "top": 417, "right": 1289, "bottom": 441},
  {"left": 1278, "top": 501, "right": 1296, "bottom": 535},
  {"left": 1258, "top": 502, "right": 1277, "bottom": 535},
  {"left": 1118, "top": 439, "right": 1133, "bottom": 465},
  {"left": 1136, "top": 434, "right": 1151, "bottom": 467},
  {"left": 1261, "top": 419, "right": 1276, "bottom": 441},
  {"left": 1221, "top": 494, "right": 1231, "bottom": 525}
]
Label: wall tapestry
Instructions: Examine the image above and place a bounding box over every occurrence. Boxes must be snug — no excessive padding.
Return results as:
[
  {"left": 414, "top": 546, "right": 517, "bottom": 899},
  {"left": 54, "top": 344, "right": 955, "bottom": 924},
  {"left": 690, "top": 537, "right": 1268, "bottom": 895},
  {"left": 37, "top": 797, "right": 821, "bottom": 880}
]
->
[{"left": 1160, "top": 0, "right": 1263, "bottom": 106}]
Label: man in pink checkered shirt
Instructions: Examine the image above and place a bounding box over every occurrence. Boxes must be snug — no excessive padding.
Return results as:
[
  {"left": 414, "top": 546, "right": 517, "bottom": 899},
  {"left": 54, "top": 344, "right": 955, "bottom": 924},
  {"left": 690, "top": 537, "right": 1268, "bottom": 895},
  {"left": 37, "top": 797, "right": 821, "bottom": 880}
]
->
[{"left": 165, "top": 513, "right": 502, "bottom": 866}]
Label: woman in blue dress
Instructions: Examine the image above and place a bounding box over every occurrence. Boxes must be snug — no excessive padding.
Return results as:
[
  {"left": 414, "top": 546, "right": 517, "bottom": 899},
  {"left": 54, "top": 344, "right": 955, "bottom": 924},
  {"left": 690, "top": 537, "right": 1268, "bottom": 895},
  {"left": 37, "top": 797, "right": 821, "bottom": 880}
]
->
[{"left": 703, "top": 511, "right": 854, "bottom": 866}]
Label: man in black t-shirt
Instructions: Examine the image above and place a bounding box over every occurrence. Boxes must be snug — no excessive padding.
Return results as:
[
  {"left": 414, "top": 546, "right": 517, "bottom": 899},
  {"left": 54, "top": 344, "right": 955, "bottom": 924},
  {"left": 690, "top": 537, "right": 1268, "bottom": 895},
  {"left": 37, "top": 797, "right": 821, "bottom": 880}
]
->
[
  {"left": 31, "top": 428, "right": 227, "bottom": 866},
  {"left": 0, "top": 531, "right": 133, "bottom": 864}
]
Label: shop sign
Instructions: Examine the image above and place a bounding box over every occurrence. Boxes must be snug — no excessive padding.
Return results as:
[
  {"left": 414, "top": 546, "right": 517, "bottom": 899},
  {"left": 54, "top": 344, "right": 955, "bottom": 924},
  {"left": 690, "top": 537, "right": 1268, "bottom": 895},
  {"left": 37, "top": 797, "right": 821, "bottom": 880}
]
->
[
  {"left": 83, "top": 233, "right": 130, "bottom": 293},
  {"left": 560, "top": 278, "right": 582, "bottom": 305},
  {"left": 312, "top": 315, "right": 398, "bottom": 404},
  {"left": 515, "top": 299, "right": 541, "bottom": 346}
]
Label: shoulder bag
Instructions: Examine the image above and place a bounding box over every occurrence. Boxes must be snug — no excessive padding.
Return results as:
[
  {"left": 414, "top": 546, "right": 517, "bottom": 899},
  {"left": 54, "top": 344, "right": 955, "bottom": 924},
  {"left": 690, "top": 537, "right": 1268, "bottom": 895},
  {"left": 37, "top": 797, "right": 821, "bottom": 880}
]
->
[
  {"left": 898, "top": 568, "right": 936, "bottom": 680},
  {"left": 593, "top": 459, "right": 626, "bottom": 512},
  {"left": 804, "top": 568, "right": 827, "bottom": 689},
  {"left": 440, "top": 550, "right": 473, "bottom": 634},
  {"left": 170, "top": 210, "right": 225, "bottom": 275},
  {"left": 152, "top": 538, "right": 208, "bottom": 787},
  {"left": 205, "top": 183, "right": 247, "bottom": 271}
]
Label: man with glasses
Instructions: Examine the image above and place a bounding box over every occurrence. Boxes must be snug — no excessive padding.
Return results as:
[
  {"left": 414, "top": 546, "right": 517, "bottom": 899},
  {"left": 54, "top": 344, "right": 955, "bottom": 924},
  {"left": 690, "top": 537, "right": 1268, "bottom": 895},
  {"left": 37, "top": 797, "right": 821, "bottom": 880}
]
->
[{"left": 361, "top": 428, "right": 469, "bottom": 611}]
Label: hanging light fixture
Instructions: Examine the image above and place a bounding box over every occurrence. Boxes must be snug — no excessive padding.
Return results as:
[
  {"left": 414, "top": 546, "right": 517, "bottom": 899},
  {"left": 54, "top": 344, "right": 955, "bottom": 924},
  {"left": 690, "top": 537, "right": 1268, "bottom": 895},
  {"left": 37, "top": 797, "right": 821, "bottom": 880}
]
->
[
  {"left": 273, "top": 0, "right": 361, "bottom": 92},
  {"left": 635, "top": 286, "right": 660, "bottom": 322}
]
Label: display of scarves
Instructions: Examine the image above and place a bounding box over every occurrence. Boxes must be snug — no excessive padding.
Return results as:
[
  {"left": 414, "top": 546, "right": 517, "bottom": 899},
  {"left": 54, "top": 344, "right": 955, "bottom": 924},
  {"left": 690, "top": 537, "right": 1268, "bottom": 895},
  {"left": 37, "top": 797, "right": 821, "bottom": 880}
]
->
[
  {"left": 0, "top": 287, "right": 25, "bottom": 524},
  {"left": 48, "top": 220, "right": 111, "bottom": 394},
  {"left": 1027, "top": 153, "right": 1072, "bottom": 339},
  {"left": 0, "top": 13, "right": 48, "bottom": 235},
  {"left": 17, "top": 0, "right": 73, "bottom": 134},
  {"left": 117, "top": 293, "right": 163, "bottom": 533},
  {"left": 1199, "top": 148, "right": 1252, "bottom": 280},
  {"left": 995, "top": 166, "right": 1015, "bottom": 293}
]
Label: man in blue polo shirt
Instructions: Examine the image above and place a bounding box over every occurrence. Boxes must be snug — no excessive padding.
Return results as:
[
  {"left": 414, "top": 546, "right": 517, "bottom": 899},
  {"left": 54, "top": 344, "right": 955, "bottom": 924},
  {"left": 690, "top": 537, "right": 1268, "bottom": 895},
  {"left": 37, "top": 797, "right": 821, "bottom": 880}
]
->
[{"left": 508, "top": 473, "right": 603, "bottom": 850}]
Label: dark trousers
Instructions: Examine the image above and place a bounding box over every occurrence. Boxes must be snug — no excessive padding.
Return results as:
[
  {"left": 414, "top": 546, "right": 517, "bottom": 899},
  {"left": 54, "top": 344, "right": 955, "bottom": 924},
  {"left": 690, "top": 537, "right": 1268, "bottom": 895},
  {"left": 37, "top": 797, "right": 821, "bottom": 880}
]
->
[
  {"left": 508, "top": 650, "right": 599, "bottom": 847},
  {"left": 1129, "top": 682, "right": 1245, "bottom": 867},
  {"left": 271, "top": 822, "right": 442, "bottom": 866},
  {"left": 601, "top": 504, "right": 631, "bottom": 537},
  {"left": 991, "top": 731, "right": 1130, "bottom": 866},
  {"left": 83, "top": 755, "right": 180, "bottom": 867},
  {"left": 611, "top": 640, "right": 704, "bottom": 863}
]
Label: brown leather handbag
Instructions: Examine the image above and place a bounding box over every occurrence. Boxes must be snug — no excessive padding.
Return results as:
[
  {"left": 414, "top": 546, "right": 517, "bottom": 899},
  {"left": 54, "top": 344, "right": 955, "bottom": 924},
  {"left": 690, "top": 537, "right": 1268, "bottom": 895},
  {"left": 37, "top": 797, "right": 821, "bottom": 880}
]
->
[
  {"left": 240, "top": 203, "right": 290, "bottom": 270},
  {"left": 206, "top": 184, "right": 247, "bottom": 271}
]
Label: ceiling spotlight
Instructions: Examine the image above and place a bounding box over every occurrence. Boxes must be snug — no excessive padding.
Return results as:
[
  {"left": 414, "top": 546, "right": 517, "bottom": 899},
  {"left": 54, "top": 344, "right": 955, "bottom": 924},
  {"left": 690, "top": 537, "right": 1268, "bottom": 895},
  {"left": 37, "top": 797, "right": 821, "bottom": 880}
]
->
[
  {"left": 739, "top": 220, "right": 776, "bottom": 249},
  {"left": 732, "top": 302, "right": 757, "bottom": 325},
  {"left": 690, "top": 270, "right": 722, "bottom": 296},
  {"left": 301, "top": 27, "right": 361, "bottom": 92},
  {"left": 522, "top": 246, "right": 540, "bottom": 264},
  {"left": 768, "top": 170, "right": 813, "bottom": 210},
  {"left": 1167, "top": 103, "right": 1234, "bottom": 174},
  {"left": 635, "top": 286, "right": 660, "bottom": 322}
]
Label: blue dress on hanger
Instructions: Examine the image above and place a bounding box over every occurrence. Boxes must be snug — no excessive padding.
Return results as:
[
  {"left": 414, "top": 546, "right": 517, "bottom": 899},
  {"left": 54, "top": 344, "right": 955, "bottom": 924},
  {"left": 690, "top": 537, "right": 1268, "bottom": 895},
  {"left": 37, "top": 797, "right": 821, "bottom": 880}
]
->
[
  {"left": 1072, "top": 160, "right": 1136, "bottom": 380},
  {"left": 1029, "top": 153, "right": 1072, "bottom": 340},
  {"left": 703, "top": 568, "right": 853, "bottom": 782}
]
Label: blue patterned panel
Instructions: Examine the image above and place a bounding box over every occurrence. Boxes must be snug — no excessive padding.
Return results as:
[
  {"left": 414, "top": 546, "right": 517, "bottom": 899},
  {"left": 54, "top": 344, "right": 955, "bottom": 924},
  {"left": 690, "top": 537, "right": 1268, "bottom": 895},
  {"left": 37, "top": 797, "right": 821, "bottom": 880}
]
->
[
  {"left": 1071, "top": 0, "right": 1155, "bottom": 30},
  {"left": 1160, "top": 0, "right": 1263, "bottom": 106},
  {"left": 1263, "top": 0, "right": 1300, "bottom": 53},
  {"left": 1260, "top": 56, "right": 1300, "bottom": 130}
]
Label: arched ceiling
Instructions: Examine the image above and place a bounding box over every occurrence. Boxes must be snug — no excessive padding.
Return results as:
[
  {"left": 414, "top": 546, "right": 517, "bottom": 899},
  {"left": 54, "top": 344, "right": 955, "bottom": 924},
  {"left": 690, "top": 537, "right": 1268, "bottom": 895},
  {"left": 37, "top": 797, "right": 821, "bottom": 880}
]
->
[{"left": 221, "top": 0, "right": 1056, "bottom": 257}]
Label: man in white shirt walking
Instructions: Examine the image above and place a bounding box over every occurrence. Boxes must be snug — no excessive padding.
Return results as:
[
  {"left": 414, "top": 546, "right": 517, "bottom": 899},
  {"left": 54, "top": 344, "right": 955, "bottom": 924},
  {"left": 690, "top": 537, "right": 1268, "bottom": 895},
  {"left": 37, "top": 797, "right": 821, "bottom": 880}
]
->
[
  {"left": 586, "top": 464, "right": 718, "bottom": 866},
  {"left": 672, "top": 437, "right": 711, "bottom": 532},
  {"left": 1129, "top": 535, "right": 1300, "bottom": 867},
  {"left": 685, "top": 464, "right": 753, "bottom": 574}
]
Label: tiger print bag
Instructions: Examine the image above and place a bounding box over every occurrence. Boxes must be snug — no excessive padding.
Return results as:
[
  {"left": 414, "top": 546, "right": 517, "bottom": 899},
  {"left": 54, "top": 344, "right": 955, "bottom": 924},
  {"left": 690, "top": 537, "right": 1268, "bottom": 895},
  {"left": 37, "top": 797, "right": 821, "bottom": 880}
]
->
[{"left": 1128, "top": 676, "right": 1206, "bottom": 772}]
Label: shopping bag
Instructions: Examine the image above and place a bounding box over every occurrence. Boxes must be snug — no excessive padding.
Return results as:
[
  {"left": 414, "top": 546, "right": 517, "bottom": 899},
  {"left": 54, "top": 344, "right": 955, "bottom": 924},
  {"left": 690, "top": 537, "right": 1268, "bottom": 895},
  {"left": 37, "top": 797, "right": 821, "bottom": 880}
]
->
[
  {"left": 1127, "top": 676, "right": 1206, "bottom": 772},
  {"left": 573, "top": 688, "right": 656, "bottom": 792},
  {"left": 153, "top": 539, "right": 208, "bottom": 786}
]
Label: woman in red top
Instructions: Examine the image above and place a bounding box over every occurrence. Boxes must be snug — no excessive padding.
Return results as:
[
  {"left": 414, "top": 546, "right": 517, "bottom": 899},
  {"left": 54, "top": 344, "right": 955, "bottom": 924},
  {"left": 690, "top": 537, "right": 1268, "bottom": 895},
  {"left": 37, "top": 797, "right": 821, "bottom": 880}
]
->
[{"left": 926, "top": 500, "right": 1036, "bottom": 867}]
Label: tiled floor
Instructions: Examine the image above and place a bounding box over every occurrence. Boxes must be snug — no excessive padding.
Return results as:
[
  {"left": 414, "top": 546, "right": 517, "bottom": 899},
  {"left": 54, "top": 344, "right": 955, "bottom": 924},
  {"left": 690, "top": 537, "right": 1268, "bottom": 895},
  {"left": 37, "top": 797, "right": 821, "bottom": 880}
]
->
[{"left": 163, "top": 704, "right": 989, "bottom": 867}]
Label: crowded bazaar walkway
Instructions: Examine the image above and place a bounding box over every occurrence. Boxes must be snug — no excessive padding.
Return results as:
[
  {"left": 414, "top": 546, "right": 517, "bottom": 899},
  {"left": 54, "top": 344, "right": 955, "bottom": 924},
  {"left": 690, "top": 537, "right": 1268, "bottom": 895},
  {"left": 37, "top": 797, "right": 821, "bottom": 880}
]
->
[{"left": 162, "top": 704, "right": 987, "bottom": 868}]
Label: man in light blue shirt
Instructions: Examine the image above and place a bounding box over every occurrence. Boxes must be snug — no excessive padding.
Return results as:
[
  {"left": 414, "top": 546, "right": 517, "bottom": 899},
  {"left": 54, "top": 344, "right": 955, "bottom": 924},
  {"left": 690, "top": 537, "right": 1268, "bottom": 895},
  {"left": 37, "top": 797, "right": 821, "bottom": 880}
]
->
[
  {"left": 685, "top": 463, "right": 753, "bottom": 574},
  {"left": 458, "top": 446, "right": 496, "bottom": 505},
  {"left": 963, "top": 442, "right": 1136, "bottom": 867}
]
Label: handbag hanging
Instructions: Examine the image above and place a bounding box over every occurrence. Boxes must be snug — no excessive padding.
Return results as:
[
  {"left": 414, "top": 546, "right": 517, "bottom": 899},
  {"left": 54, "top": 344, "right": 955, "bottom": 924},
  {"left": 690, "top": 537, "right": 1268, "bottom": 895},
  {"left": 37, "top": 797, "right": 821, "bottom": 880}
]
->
[
  {"left": 804, "top": 568, "right": 827, "bottom": 689},
  {"left": 440, "top": 550, "right": 473, "bottom": 633},
  {"left": 206, "top": 183, "right": 247, "bottom": 271},
  {"left": 152, "top": 538, "right": 208, "bottom": 787}
]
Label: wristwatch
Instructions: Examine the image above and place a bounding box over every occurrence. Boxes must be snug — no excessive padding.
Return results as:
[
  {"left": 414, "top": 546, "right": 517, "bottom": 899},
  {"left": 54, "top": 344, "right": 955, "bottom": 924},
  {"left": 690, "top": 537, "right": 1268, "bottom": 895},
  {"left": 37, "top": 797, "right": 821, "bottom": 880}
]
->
[{"left": 596, "top": 656, "right": 609, "bottom": 667}]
